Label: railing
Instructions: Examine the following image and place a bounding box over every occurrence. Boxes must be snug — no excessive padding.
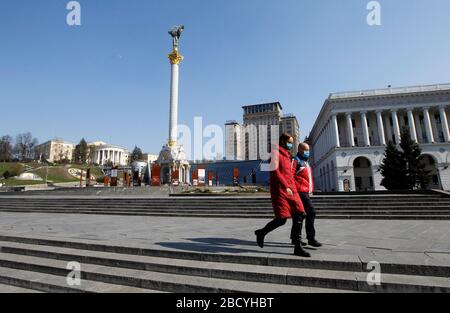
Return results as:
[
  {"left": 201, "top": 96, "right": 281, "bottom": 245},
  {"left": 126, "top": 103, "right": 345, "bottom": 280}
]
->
[{"left": 330, "top": 83, "right": 450, "bottom": 99}]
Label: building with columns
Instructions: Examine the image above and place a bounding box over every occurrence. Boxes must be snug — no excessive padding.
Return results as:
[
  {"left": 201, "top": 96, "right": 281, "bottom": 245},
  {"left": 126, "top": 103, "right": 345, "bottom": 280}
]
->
[
  {"left": 310, "top": 83, "right": 450, "bottom": 192},
  {"left": 89, "top": 141, "right": 129, "bottom": 166}
]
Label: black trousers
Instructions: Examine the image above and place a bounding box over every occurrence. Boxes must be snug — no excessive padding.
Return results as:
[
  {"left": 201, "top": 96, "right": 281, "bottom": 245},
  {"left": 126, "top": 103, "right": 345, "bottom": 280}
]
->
[
  {"left": 291, "top": 192, "right": 316, "bottom": 241},
  {"left": 260, "top": 211, "right": 304, "bottom": 244}
]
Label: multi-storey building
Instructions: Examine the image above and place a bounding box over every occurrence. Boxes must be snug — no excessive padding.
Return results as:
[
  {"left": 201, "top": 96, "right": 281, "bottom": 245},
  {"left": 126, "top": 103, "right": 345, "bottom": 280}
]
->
[
  {"left": 225, "top": 102, "right": 300, "bottom": 160},
  {"left": 35, "top": 139, "right": 75, "bottom": 163}
]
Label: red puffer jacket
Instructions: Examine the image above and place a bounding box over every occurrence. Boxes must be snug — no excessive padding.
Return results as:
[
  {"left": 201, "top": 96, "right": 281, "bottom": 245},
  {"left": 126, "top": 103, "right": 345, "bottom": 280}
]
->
[
  {"left": 269, "top": 146, "right": 305, "bottom": 218},
  {"left": 292, "top": 156, "right": 315, "bottom": 194}
]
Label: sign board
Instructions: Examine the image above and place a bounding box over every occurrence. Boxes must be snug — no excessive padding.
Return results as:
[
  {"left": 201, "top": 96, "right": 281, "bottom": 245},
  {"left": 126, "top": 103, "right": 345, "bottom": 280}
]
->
[
  {"left": 151, "top": 164, "right": 161, "bottom": 186},
  {"left": 192, "top": 170, "right": 199, "bottom": 186},
  {"left": 198, "top": 169, "right": 206, "bottom": 186},
  {"left": 172, "top": 170, "right": 180, "bottom": 186},
  {"left": 208, "top": 172, "right": 213, "bottom": 187}
]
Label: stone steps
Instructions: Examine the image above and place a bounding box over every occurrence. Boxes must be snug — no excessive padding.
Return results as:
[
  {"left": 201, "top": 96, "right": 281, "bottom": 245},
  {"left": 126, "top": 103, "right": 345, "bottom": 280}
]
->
[
  {"left": 1, "top": 207, "right": 450, "bottom": 214},
  {"left": 0, "top": 209, "right": 449, "bottom": 220},
  {"left": 0, "top": 194, "right": 449, "bottom": 220},
  {"left": 0, "top": 210, "right": 449, "bottom": 220},
  {"left": 0, "top": 282, "right": 42, "bottom": 293},
  {"left": 0, "top": 267, "right": 162, "bottom": 293},
  {"left": 0, "top": 236, "right": 448, "bottom": 293},
  {"left": 2, "top": 202, "right": 450, "bottom": 208}
]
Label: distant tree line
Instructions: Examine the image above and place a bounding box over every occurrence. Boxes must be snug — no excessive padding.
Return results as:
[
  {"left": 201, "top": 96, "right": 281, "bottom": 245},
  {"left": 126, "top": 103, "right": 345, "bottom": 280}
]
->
[{"left": 0, "top": 132, "right": 39, "bottom": 162}]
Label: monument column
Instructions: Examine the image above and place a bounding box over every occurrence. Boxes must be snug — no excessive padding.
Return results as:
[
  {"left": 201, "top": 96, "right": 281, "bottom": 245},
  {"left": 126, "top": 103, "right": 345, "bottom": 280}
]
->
[
  {"left": 168, "top": 50, "right": 183, "bottom": 147},
  {"left": 157, "top": 25, "right": 189, "bottom": 185}
]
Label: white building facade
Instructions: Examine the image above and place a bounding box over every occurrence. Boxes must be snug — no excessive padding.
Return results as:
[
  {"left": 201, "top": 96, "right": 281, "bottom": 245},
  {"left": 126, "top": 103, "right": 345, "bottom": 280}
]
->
[
  {"left": 89, "top": 141, "right": 129, "bottom": 166},
  {"left": 35, "top": 139, "right": 75, "bottom": 163},
  {"left": 310, "top": 84, "right": 450, "bottom": 192}
]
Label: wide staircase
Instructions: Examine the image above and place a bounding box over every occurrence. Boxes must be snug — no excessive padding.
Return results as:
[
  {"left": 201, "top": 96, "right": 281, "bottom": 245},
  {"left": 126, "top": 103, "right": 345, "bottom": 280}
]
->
[
  {"left": 0, "top": 235, "right": 448, "bottom": 293},
  {"left": 0, "top": 192, "right": 449, "bottom": 220}
]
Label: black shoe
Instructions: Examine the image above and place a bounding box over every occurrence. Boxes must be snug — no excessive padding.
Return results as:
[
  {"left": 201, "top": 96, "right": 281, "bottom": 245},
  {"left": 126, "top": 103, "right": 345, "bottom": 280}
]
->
[
  {"left": 308, "top": 240, "right": 322, "bottom": 248},
  {"left": 294, "top": 244, "right": 311, "bottom": 258},
  {"left": 291, "top": 239, "right": 307, "bottom": 246},
  {"left": 255, "top": 230, "right": 265, "bottom": 248}
]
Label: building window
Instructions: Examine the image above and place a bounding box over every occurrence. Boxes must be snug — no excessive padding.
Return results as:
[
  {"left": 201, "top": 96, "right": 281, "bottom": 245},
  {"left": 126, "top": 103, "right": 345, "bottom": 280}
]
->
[
  {"left": 352, "top": 119, "right": 356, "bottom": 128},
  {"left": 433, "top": 175, "right": 439, "bottom": 185}
]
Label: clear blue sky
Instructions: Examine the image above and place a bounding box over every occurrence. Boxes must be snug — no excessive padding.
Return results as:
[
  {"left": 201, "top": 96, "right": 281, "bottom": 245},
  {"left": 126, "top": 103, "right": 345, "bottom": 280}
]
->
[{"left": 1, "top": 0, "right": 450, "bottom": 154}]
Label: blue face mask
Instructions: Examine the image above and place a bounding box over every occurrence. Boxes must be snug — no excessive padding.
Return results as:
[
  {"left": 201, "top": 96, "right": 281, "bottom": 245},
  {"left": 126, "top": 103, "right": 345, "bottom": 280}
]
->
[
  {"left": 302, "top": 151, "right": 310, "bottom": 160},
  {"left": 286, "top": 143, "right": 293, "bottom": 150}
]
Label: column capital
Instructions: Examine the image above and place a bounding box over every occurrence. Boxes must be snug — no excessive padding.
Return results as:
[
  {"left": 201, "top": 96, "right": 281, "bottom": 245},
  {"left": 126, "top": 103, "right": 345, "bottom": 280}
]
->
[{"left": 375, "top": 110, "right": 384, "bottom": 114}]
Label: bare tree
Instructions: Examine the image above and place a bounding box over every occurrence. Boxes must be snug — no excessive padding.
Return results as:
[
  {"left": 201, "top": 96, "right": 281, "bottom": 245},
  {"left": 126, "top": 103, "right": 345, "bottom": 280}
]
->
[
  {"left": 0, "top": 135, "right": 14, "bottom": 162},
  {"left": 14, "top": 132, "right": 39, "bottom": 162}
]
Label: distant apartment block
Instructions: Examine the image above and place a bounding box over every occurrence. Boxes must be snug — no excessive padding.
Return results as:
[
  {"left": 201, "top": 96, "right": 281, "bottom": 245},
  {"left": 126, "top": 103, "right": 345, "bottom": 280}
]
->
[
  {"left": 35, "top": 139, "right": 75, "bottom": 163},
  {"left": 225, "top": 102, "right": 300, "bottom": 160}
]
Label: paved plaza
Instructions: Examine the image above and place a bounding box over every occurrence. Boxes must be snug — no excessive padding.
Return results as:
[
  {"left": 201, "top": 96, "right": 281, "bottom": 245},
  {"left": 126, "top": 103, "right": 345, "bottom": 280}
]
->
[{"left": 0, "top": 212, "right": 449, "bottom": 269}]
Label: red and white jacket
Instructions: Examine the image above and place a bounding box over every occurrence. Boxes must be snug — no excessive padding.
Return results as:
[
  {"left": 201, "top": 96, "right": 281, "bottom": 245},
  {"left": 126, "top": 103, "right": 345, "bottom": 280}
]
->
[{"left": 292, "top": 156, "right": 315, "bottom": 194}]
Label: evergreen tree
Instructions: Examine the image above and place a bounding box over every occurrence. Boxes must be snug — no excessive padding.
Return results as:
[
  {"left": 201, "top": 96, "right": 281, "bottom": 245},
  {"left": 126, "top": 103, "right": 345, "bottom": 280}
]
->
[
  {"left": 399, "top": 127, "right": 431, "bottom": 189},
  {"left": 380, "top": 141, "right": 408, "bottom": 190},
  {"left": 130, "top": 146, "right": 144, "bottom": 163},
  {"left": 73, "top": 138, "right": 88, "bottom": 164}
]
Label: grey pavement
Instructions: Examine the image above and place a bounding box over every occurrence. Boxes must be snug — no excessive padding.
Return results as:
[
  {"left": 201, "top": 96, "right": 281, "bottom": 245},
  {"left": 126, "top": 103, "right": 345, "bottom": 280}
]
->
[{"left": 0, "top": 212, "right": 449, "bottom": 268}]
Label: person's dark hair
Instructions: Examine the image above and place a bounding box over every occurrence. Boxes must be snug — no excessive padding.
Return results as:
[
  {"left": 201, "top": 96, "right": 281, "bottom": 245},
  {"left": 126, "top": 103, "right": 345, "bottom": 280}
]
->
[{"left": 279, "top": 133, "right": 293, "bottom": 149}]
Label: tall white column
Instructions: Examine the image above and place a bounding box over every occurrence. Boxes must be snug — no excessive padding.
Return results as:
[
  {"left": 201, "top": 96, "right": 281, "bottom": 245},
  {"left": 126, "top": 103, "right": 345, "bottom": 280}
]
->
[
  {"left": 346, "top": 113, "right": 355, "bottom": 147},
  {"left": 169, "top": 63, "right": 179, "bottom": 146},
  {"left": 407, "top": 109, "right": 418, "bottom": 142},
  {"left": 376, "top": 111, "right": 386, "bottom": 146},
  {"left": 391, "top": 110, "right": 401, "bottom": 144},
  {"left": 423, "top": 107, "right": 435, "bottom": 143},
  {"left": 361, "top": 112, "right": 370, "bottom": 147},
  {"left": 168, "top": 48, "right": 183, "bottom": 147},
  {"left": 326, "top": 121, "right": 331, "bottom": 150},
  {"left": 414, "top": 114, "right": 424, "bottom": 143},
  {"left": 332, "top": 114, "right": 340, "bottom": 148},
  {"left": 440, "top": 107, "right": 450, "bottom": 142}
]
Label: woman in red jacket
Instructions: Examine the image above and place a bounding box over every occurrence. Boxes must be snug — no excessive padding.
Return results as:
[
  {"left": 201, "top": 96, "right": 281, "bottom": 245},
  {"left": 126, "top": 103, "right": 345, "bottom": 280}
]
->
[{"left": 255, "top": 134, "right": 311, "bottom": 258}]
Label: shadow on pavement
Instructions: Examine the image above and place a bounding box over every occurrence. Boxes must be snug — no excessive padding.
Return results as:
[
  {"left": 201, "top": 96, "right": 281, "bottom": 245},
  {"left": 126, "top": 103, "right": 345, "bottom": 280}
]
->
[{"left": 156, "top": 237, "right": 296, "bottom": 255}]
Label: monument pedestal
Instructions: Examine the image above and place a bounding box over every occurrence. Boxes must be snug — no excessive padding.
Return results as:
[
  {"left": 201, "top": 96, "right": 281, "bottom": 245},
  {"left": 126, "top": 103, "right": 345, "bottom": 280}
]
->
[{"left": 157, "top": 144, "right": 190, "bottom": 185}]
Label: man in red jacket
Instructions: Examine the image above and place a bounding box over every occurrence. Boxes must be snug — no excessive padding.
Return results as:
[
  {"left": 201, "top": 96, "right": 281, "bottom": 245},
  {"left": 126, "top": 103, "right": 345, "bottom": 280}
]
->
[{"left": 291, "top": 143, "right": 322, "bottom": 248}]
